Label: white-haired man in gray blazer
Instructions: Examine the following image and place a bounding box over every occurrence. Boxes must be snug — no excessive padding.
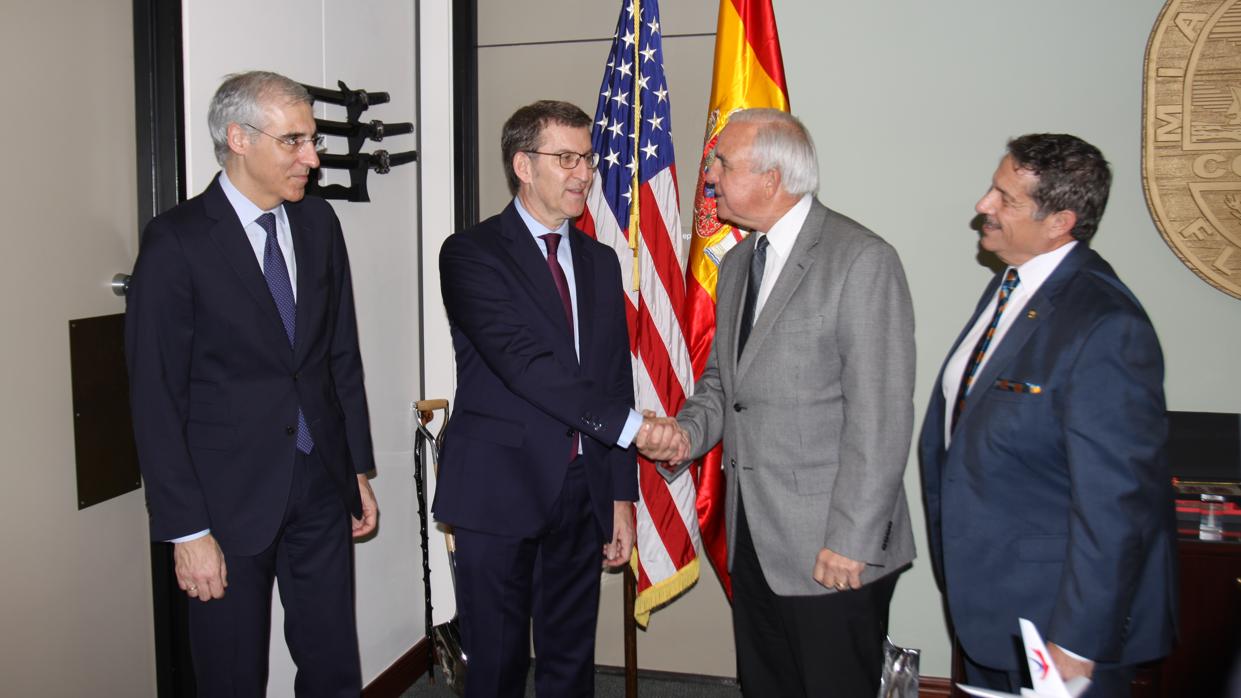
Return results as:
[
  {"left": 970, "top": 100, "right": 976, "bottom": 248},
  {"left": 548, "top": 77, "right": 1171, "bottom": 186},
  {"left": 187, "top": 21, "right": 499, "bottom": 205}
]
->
[{"left": 645, "top": 108, "right": 916, "bottom": 697}]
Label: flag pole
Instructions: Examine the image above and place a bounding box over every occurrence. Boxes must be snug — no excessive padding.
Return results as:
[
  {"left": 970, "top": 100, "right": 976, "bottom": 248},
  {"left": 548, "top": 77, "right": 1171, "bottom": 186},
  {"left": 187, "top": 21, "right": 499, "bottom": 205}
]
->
[
  {"left": 624, "top": 564, "right": 638, "bottom": 697},
  {"left": 626, "top": 0, "right": 643, "bottom": 291},
  {"left": 624, "top": 1, "right": 642, "bottom": 695}
]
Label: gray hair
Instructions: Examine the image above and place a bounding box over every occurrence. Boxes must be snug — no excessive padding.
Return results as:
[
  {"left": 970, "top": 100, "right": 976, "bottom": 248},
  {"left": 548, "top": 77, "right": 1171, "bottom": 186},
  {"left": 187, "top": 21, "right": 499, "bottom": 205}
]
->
[
  {"left": 727, "top": 108, "right": 819, "bottom": 196},
  {"left": 208, "top": 71, "right": 313, "bottom": 166}
]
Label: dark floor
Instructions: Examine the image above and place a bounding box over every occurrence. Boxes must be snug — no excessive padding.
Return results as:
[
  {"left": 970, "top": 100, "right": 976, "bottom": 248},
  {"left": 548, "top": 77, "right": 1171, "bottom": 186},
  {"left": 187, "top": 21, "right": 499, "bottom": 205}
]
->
[{"left": 401, "top": 667, "right": 742, "bottom": 697}]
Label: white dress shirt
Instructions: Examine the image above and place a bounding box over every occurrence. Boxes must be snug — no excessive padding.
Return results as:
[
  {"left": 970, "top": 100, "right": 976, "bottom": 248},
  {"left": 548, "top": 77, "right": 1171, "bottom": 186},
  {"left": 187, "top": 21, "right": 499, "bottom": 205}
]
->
[{"left": 750, "top": 193, "right": 813, "bottom": 322}]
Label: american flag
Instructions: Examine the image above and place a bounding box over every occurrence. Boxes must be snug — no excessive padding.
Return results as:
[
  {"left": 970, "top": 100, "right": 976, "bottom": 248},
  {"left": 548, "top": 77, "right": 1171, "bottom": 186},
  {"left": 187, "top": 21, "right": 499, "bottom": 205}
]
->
[{"left": 577, "top": 0, "right": 701, "bottom": 626}]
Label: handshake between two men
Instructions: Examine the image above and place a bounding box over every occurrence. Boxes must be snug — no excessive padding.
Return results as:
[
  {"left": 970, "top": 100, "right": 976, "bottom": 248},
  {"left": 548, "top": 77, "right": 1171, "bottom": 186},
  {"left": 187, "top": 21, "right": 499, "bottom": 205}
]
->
[{"left": 635, "top": 410, "right": 691, "bottom": 466}]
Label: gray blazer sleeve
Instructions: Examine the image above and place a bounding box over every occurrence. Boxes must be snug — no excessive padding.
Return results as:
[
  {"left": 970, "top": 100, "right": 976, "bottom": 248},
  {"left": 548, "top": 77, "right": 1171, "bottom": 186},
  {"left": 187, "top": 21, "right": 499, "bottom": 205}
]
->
[{"left": 822, "top": 238, "right": 915, "bottom": 563}]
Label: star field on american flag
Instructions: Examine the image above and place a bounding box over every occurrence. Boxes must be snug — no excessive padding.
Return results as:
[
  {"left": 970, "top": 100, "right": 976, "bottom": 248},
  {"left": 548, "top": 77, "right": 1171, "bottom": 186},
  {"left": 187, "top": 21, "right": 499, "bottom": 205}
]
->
[{"left": 591, "top": 1, "right": 675, "bottom": 225}]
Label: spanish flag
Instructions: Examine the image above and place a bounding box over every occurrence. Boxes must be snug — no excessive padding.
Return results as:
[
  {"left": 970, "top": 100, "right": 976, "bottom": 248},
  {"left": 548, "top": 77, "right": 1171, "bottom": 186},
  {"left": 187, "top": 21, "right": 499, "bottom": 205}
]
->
[{"left": 685, "top": 0, "right": 790, "bottom": 598}]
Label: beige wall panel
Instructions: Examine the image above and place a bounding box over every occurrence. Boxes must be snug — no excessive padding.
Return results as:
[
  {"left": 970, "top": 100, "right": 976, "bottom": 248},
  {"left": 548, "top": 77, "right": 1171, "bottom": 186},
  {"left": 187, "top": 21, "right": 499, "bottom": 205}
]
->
[
  {"left": 477, "top": 41, "right": 609, "bottom": 213},
  {"left": 479, "top": 0, "right": 716, "bottom": 47},
  {"left": 596, "top": 559, "right": 736, "bottom": 675},
  {"left": 0, "top": 0, "right": 154, "bottom": 695}
]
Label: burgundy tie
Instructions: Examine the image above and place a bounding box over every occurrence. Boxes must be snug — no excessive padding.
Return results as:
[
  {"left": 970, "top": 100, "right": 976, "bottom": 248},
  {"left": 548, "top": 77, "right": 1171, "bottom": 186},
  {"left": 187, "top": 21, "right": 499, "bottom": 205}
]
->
[
  {"left": 540, "top": 233, "right": 574, "bottom": 334},
  {"left": 540, "top": 233, "right": 579, "bottom": 459}
]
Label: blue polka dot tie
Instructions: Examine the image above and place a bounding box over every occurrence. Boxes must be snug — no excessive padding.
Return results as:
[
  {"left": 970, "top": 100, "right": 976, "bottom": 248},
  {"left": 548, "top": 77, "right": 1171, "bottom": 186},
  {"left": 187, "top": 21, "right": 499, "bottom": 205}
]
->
[{"left": 258, "top": 212, "right": 314, "bottom": 454}]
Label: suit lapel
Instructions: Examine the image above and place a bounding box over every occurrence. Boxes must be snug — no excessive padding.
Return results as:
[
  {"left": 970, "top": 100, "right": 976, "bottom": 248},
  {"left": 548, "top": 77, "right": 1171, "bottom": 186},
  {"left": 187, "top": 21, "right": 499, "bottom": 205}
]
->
[
  {"left": 716, "top": 235, "right": 750, "bottom": 377},
  {"left": 497, "top": 204, "right": 579, "bottom": 358},
  {"left": 287, "top": 201, "right": 321, "bottom": 362},
  {"left": 202, "top": 179, "right": 291, "bottom": 353},
  {"left": 569, "top": 228, "right": 593, "bottom": 369},
  {"left": 735, "top": 202, "right": 825, "bottom": 381}
]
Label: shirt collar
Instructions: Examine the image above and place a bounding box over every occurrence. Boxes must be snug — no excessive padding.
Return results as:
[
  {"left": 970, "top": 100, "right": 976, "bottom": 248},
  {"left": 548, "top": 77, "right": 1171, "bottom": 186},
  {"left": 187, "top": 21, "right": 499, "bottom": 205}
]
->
[
  {"left": 1012, "top": 240, "right": 1078, "bottom": 292},
  {"left": 757, "top": 194, "right": 813, "bottom": 260},
  {"left": 219, "top": 170, "right": 282, "bottom": 226},
  {"left": 513, "top": 195, "right": 570, "bottom": 243}
]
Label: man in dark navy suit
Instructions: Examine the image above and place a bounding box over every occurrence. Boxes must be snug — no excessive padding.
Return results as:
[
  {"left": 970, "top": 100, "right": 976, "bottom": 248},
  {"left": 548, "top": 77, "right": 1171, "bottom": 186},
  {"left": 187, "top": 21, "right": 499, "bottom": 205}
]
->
[
  {"left": 920, "top": 134, "right": 1177, "bottom": 697},
  {"left": 436, "top": 100, "right": 658, "bottom": 697},
  {"left": 127, "top": 71, "right": 377, "bottom": 697}
]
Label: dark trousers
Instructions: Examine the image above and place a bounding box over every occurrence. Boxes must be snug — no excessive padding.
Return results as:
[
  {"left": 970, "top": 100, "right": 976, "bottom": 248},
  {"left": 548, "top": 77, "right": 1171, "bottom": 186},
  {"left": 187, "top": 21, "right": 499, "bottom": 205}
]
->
[
  {"left": 732, "top": 495, "right": 898, "bottom": 698},
  {"left": 962, "top": 647, "right": 1137, "bottom": 698},
  {"left": 453, "top": 459, "right": 603, "bottom": 698},
  {"left": 187, "top": 450, "right": 361, "bottom": 697}
]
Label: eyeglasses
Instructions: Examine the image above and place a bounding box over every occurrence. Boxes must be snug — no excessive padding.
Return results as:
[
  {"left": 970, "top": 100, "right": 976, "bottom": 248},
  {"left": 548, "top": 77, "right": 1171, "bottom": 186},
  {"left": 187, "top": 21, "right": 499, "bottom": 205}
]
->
[
  {"left": 244, "top": 123, "right": 325, "bottom": 152},
  {"left": 525, "top": 150, "right": 601, "bottom": 170}
]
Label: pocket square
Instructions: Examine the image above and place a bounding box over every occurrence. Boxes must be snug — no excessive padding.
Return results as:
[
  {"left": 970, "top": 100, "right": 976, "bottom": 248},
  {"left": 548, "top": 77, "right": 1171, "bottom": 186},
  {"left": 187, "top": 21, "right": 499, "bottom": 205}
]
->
[{"left": 994, "top": 378, "right": 1042, "bottom": 394}]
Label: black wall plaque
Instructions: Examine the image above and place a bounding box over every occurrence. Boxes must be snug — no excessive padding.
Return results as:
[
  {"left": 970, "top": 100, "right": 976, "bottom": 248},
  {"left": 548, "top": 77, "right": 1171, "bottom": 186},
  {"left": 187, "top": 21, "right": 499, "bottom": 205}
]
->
[{"left": 69, "top": 313, "right": 140, "bottom": 509}]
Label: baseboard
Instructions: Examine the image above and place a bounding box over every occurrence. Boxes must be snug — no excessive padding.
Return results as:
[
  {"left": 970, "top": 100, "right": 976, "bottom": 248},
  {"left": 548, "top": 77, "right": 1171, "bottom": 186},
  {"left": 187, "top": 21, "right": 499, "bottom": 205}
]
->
[
  {"left": 594, "top": 664, "right": 740, "bottom": 686},
  {"left": 362, "top": 647, "right": 953, "bottom": 697},
  {"left": 362, "top": 638, "right": 432, "bottom": 698},
  {"left": 920, "top": 675, "right": 955, "bottom": 697},
  {"left": 598, "top": 665, "right": 955, "bottom": 696}
]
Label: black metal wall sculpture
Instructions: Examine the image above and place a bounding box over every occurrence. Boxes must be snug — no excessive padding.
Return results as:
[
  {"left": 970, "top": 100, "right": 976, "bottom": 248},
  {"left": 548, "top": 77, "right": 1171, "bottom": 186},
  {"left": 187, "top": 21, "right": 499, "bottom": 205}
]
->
[{"left": 301, "top": 80, "right": 417, "bottom": 202}]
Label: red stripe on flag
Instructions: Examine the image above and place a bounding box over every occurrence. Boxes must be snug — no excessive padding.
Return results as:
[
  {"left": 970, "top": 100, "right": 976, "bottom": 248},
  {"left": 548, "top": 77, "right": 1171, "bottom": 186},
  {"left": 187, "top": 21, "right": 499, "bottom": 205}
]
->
[
  {"left": 637, "top": 181, "right": 688, "bottom": 330},
  {"left": 638, "top": 459, "right": 697, "bottom": 569},
  {"left": 634, "top": 297, "right": 687, "bottom": 413}
]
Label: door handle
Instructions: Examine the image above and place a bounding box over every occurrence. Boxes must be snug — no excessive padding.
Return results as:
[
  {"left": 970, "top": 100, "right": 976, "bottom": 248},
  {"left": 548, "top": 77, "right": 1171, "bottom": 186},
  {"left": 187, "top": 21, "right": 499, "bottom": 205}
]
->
[{"left": 111, "top": 273, "right": 131, "bottom": 296}]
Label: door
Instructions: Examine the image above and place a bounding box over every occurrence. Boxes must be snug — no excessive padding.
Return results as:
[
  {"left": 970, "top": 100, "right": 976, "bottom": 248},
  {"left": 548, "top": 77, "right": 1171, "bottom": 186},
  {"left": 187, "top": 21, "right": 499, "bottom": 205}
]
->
[{"left": 0, "top": 1, "right": 156, "bottom": 695}]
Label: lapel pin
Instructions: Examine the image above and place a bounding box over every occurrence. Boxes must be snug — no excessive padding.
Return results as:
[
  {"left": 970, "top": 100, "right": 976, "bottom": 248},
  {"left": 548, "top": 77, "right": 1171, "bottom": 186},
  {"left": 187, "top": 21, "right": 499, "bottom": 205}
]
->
[{"left": 1026, "top": 309, "right": 1038, "bottom": 319}]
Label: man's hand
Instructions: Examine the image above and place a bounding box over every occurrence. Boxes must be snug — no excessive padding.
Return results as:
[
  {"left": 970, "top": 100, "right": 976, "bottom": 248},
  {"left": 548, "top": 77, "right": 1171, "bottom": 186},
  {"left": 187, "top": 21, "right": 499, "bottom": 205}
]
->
[
  {"left": 635, "top": 410, "right": 690, "bottom": 463},
  {"left": 175, "top": 534, "right": 228, "bottom": 602},
  {"left": 813, "top": 547, "right": 865, "bottom": 591},
  {"left": 352, "top": 474, "right": 378, "bottom": 538},
  {"left": 1047, "top": 643, "right": 1094, "bottom": 681},
  {"left": 603, "top": 501, "right": 635, "bottom": 568}
]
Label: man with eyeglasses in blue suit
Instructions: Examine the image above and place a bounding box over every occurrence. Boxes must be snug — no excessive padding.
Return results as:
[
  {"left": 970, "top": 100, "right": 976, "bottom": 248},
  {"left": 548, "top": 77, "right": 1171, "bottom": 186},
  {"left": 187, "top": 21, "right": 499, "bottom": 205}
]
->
[
  {"left": 436, "top": 100, "right": 666, "bottom": 697},
  {"left": 127, "top": 70, "right": 377, "bottom": 697}
]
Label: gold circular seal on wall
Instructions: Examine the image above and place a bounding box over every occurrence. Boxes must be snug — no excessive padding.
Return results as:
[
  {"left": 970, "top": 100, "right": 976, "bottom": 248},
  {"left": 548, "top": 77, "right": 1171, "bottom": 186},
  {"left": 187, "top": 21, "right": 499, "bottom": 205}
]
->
[{"left": 1144, "top": 0, "right": 1241, "bottom": 300}]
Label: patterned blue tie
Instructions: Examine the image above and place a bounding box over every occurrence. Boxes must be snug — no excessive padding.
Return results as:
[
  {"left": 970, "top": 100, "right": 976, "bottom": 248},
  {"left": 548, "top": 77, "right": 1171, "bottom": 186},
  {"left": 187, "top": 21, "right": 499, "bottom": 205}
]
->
[
  {"left": 951, "top": 268, "right": 1020, "bottom": 432},
  {"left": 257, "top": 212, "right": 314, "bottom": 454}
]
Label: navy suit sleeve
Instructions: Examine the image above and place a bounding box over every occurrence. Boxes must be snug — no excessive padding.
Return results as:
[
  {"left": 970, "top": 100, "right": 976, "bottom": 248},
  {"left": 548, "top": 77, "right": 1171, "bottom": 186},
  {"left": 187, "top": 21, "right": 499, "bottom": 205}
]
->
[
  {"left": 325, "top": 210, "right": 375, "bottom": 475},
  {"left": 1049, "top": 306, "right": 1168, "bottom": 661},
  {"left": 125, "top": 217, "right": 209, "bottom": 540},
  {"left": 440, "top": 231, "right": 631, "bottom": 445}
]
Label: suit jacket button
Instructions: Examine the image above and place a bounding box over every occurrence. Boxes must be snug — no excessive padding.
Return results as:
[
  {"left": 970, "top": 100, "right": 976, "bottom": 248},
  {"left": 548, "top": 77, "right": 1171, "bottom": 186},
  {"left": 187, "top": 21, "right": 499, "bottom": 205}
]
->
[
  {"left": 292, "top": 372, "right": 299, "bottom": 382},
  {"left": 285, "top": 426, "right": 295, "bottom": 435},
  {"left": 733, "top": 403, "right": 743, "bottom": 412},
  {"left": 566, "top": 428, "right": 576, "bottom": 437}
]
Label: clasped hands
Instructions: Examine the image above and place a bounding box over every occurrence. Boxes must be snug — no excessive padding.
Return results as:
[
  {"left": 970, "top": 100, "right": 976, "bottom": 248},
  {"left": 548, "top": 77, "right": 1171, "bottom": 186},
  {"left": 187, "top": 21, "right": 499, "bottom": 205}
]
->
[{"left": 634, "top": 409, "right": 690, "bottom": 463}]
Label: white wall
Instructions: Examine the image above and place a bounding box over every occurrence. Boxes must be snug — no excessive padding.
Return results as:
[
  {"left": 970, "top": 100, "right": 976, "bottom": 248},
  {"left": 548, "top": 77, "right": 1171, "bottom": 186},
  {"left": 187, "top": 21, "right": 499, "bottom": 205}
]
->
[
  {"left": 471, "top": 0, "right": 1241, "bottom": 680},
  {"left": 182, "top": 0, "right": 423, "bottom": 690}
]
